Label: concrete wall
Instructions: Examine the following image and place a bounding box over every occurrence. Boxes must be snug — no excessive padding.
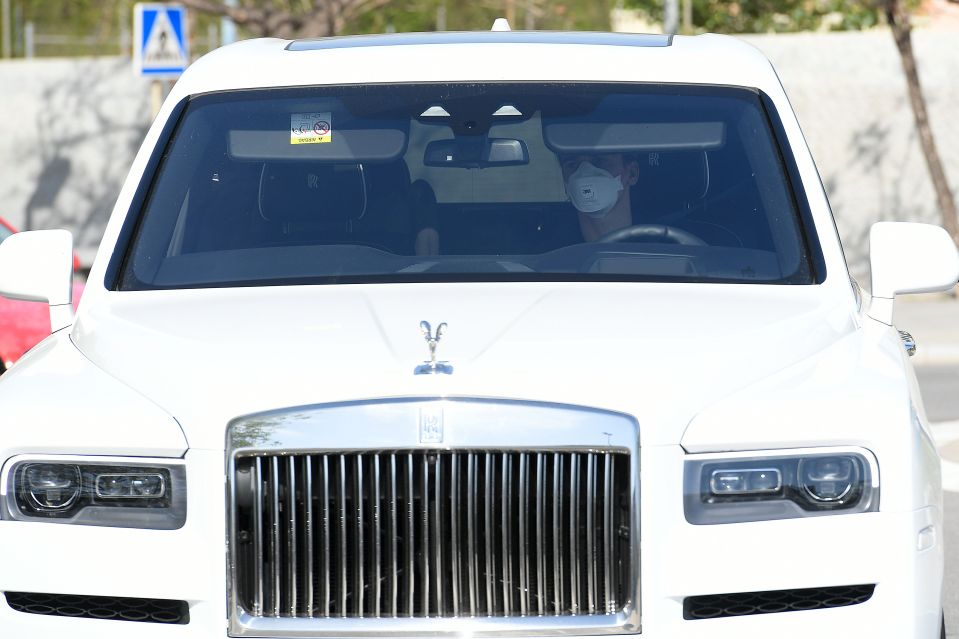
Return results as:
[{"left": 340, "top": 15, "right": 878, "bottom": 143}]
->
[
  {"left": 743, "top": 30, "right": 959, "bottom": 281},
  {"left": 0, "top": 56, "right": 151, "bottom": 265},
  {"left": 0, "top": 30, "right": 957, "bottom": 280}
]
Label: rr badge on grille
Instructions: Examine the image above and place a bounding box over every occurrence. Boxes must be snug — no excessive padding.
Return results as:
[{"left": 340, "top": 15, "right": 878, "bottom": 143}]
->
[{"left": 419, "top": 406, "right": 444, "bottom": 444}]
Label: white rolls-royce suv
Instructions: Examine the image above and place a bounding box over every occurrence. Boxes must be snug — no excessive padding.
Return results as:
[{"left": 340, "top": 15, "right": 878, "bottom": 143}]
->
[{"left": 0, "top": 26, "right": 957, "bottom": 639}]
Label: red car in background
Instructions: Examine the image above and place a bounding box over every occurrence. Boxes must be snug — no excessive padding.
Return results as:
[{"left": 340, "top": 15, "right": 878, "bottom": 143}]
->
[{"left": 0, "top": 217, "right": 83, "bottom": 373}]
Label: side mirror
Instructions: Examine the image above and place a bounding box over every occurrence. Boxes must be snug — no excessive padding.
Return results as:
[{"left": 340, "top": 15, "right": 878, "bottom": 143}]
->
[
  {"left": 0, "top": 229, "right": 75, "bottom": 332},
  {"left": 867, "top": 221, "right": 959, "bottom": 325}
]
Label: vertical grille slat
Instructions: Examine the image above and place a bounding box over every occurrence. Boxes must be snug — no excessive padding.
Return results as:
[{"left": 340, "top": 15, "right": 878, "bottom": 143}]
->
[
  {"left": 321, "top": 456, "right": 330, "bottom": 618},
  {"left": 270, "top": 457, "right": 282, "bottom": 618},
  {"left": 604, "top": 454, "right": 615, "bottom": 614},
  {"left": 420, "top": 454, "right": 430, "bottom": 617},
  {"left": 483, "top": 453, "right": 495, "bottom": 617},
  {"left": 569, "top": 454, "right": 581, "bottom": 615},
  {"left": 586, "top": 453, "right": 596, "bottom": 615},
  {"left": 287, "top": 457, "right": 298, "bottom": 617},
  {"left": 304, "top": 456, "right": 314, "bottom": 618},
  {"left": 355, "top": 456, "right": 365, "bottom": 617},
  {"left": 552, "top": 453, "right": 564, "bottom": 616},
  {"left": 535, "top": 453, "right": 546, "bottom": 617},
  {"left": 433, "top": 455, "right": 445, "bottom": 617},
  {"left": 388, "top": 454, "right": 398, "bottom": 618},
  {"left": 450, "top": 454, "right": 461, "bottom": 617},
  {"left": 466, "top": 453, "right": 478, "bottom": 617},
  {"left": 253, "top": 458, "right": 264, "bottom": 617},
  {"left": 337, "top": 456, "right": 348, "bottom": 617},
  {"left": 518, "top": 453, "right": 529, "bottom": 617},
  {"left": 372, "top": 454, "right": 382, "bottom": 618},
  {"left": 501, "top": 454, "right": 513, "bottom": 617},
  {"left": 406, "top": 454, "right": 415, "bottom": 617},
  {"left": 235, "top": 450, "right": 629, "bottom": 620}
]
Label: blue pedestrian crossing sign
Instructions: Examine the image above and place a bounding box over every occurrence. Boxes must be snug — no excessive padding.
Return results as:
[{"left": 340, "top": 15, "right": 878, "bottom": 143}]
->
[{"left": 134, "top": 3, "right": 190, "bottom": 77}]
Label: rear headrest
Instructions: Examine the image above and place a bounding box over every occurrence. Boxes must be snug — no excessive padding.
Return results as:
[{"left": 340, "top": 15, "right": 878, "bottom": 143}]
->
[
  {"left": 409, "top": 179, "right": 436, "bottom": 208},
  {"left": 632, "top": 151, "right": 709, "bottom": 219},
  {"left": 409, "top": 179, "right": 438, "bottom": 229},
  {"left": 364, "top": 162, "right": 411, "bottom": 196},
  {"left": 258, "top": 163, "right": 367, "bottom": 226}
]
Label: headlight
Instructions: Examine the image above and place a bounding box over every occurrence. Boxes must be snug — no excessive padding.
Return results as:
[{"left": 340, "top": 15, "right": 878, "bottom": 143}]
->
[
  {"left": 2, "top": 457, "right": 186, "bottom": 529},
  {"left": 684, "top": 449, "right": 877, "bottom": 525}
]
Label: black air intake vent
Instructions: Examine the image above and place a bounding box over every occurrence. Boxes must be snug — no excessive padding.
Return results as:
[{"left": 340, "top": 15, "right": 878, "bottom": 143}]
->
[
  {"left": 684, "top": 584, "right": 875, "bottom": 620},
  {"left": 4, "top": 591, "right": 189, "bottom": 624}
]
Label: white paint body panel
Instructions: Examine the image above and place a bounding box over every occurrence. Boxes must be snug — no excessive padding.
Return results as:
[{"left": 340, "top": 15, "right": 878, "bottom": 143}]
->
[{"left": 0, "top": 33, "right": 944, "bottom": 637}]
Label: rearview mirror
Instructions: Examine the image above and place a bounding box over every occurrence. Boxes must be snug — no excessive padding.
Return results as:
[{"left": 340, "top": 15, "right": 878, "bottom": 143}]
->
[
  {"left": 0, "top": 229, "right": 75, "bottom": 332},
  {"left": 424, "top": 137, "right": 529, "bottom": 168},
  {"left": 867, "top": 221, "right": 959, "bottom": 325}
]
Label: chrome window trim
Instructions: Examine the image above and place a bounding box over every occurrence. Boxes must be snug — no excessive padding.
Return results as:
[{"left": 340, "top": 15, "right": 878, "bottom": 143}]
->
[{"left": 226, "top": 397, "right": 641, "bottom": 637}]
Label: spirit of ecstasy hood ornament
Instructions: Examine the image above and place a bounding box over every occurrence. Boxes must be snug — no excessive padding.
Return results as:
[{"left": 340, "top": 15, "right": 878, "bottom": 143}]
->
[{"left": 414, "top": 321, "right": 453, "bottom": 375}]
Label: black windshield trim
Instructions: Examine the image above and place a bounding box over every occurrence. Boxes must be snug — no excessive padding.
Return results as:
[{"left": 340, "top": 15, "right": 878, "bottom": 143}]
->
[
  {"left": 106, "top": 97, "right": 190, "bottom": 291},
  {"left": 114, "top": 81, "right": 824, "bottom": 290},
  {"left": 759, "top": 92, "right": 826, "bottom": 284},
  {"left": 117, "top": 273, "right": 807, "bottom": 291}
]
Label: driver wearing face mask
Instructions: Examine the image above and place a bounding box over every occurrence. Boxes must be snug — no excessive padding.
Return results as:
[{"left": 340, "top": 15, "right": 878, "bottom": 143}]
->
[{"left": 561, "top": 153, "right": 641, "bottom": 242}]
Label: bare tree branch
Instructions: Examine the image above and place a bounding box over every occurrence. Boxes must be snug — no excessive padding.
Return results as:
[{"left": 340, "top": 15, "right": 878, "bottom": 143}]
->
[
  {"left": 180, "top": 0, "right": 271, "bottom": 36},
  {"left": 336, "top": 0, "right": 396, "bottom": 32},
  {"left": 181, "top": 0, "right": 396, "bottom": 39},
  {"left": 882, "top": 0, "right": 959, "bottom": 245},
  {"left": 179, "top": 0, "right": 253, "bottom": 23}
]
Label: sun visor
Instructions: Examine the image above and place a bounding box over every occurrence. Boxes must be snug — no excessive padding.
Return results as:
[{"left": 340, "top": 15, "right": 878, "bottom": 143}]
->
[
  {"left": 543, "top": 122, "right": 725, "bottom": 154},
  {"left": 229, "top": 109, "right": 408, "bottom": 162}
]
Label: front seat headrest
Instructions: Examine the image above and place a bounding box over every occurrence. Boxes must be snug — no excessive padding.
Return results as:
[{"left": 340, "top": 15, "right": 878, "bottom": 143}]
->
[
  {"left": 632, "top": 151, "right": 709, "bottom": 220},
  {"left": 258, "top": 162, "right": 367, "bottom": 227}
]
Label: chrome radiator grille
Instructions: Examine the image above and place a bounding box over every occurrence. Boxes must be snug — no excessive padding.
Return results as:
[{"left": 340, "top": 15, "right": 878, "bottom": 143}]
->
[{"left": 232, "top": 451, "right": 631, "bottom": 619}]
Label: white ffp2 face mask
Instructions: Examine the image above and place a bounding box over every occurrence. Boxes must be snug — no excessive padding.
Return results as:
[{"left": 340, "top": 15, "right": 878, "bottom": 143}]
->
[{"left": 565, "top": 161, "right": 624, "bottom": 219}]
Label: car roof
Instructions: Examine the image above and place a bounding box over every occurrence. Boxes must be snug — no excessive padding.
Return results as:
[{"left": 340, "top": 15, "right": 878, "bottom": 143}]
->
[
  {"left": 286, "top": 31, "right": 673, "bottom": 51},
  {"left": 171, "top": 31, "right": 780, "bottom": 99}
]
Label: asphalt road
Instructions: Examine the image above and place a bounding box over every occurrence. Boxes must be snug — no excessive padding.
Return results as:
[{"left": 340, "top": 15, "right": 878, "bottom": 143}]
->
[
  {"left": 918, "top": 364, "right": 959, "bottom": 637},
  {"left": 947, "top": 490, "right": 959, "bottom": 637},
  {"left": 918, "top": 365, "right": 959, "bottom": 425}
]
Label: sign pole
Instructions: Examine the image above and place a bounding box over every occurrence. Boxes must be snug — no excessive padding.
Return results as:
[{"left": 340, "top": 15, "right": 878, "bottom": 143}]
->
[
  {"left": 664, "top": 0, "right": 678, "bottom": 34},
  {"left": 134, "top": 3, "right": 190, "bottom": 120},
  {"left": 151, "top": 80, "right": 164, "bottom": 119},
  {"left": 1, "top": 0, "right": 11, "bottom": 59}
]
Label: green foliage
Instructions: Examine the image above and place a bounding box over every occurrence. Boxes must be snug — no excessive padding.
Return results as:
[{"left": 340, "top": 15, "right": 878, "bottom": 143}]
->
[
  {"left": 1, "top": 0, "right": 929, "bottom": 58},
  {"left": 18, "top": 0, "right": 121, "bottom": 35},
  {"left": 348, "top": 0, "right": 611, "bottom": 35},
  {"left": 621, "top": 0, "right": 895, "bottom": 33},
  {"left": 5, "top": 0, "right": 224, "bottom": 57}
]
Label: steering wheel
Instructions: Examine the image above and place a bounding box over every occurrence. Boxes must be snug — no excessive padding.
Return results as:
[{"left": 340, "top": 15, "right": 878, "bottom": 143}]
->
[{"left": 597, "top": 223, "right": 706, "bottom": 246}]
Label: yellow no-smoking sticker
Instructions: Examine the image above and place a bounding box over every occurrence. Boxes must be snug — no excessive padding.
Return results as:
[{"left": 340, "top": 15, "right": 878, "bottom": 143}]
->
[{"left": 290, "top": 112, "right": 332, "bottom": 144}]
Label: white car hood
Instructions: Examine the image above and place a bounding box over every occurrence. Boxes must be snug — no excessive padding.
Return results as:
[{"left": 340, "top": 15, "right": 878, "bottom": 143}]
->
[{"left": 71, "top": 282, "right": 860, "bottom": 450}]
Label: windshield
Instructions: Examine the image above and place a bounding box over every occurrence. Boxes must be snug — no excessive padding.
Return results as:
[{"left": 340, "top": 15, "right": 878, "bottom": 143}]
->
[{"left": 117, "top": 83, "right": 820, "bottom": 290}]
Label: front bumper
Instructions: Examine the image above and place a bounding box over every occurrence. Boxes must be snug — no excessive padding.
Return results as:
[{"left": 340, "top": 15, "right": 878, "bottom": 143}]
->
[{"left": 0, "top": 447, "right": 943, "bottom": 638}]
